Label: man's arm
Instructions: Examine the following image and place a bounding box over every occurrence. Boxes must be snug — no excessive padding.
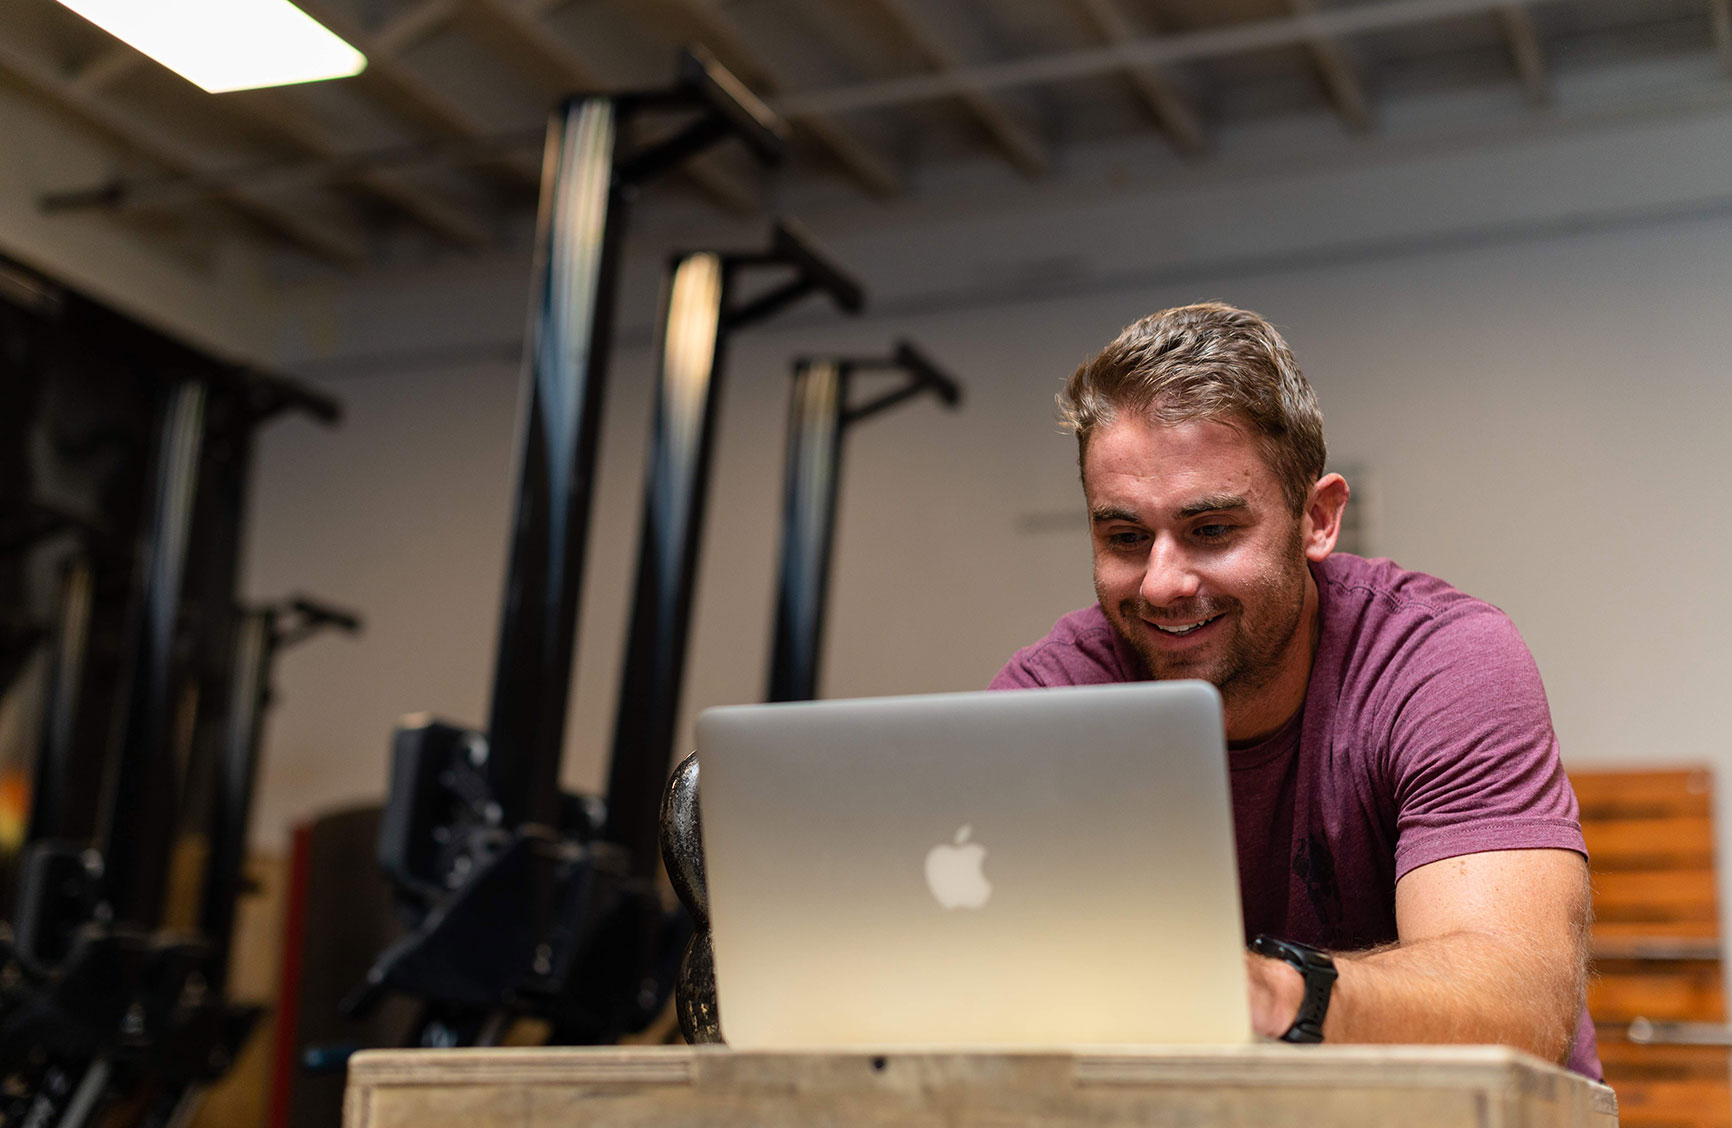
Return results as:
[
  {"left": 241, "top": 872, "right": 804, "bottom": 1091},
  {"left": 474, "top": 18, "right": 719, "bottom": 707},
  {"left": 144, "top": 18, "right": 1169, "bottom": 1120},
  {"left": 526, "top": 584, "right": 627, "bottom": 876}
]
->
[{"left": 1246, "top": 847, "right": 1590, "bottom": 1062}]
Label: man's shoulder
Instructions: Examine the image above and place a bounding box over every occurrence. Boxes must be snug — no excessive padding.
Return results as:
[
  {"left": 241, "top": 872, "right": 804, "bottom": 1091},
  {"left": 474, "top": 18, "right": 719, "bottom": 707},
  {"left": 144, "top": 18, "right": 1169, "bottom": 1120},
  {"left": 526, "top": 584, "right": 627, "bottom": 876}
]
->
[
  {"left": 1318, "top": 553, "right": 1513, "bottom": 636},
  {"left": 989, "top": 605, "right": 1137, "bottom": 689},
  {"left": 1315, "top": 553, "right": 1539, "bottom": 706}
]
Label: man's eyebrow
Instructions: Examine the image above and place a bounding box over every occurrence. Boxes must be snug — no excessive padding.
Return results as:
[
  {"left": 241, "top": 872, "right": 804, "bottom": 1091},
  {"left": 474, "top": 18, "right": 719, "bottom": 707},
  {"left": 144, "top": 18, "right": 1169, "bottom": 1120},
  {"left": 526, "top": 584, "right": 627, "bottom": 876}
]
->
[
  {"left": 1088, "top": 505, "right": 1140, "bottom": 524},
  {"left": 1176, "top": 494, "right": 1249, "bottom": 518}
]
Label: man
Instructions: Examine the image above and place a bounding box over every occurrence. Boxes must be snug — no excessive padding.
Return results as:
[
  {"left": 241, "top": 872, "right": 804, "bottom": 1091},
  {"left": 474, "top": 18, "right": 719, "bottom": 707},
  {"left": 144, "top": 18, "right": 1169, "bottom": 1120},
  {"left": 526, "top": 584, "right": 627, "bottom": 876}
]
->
[{"left": 991, "top": 303, "right": 1596, "bottom": 1076}]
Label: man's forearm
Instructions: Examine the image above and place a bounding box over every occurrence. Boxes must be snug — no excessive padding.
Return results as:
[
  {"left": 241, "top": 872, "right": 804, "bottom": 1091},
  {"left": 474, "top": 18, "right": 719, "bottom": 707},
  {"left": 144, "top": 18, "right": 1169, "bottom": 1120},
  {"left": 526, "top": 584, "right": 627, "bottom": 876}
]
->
[{"left": 1251, "top": 929, "right": 1587, "bottom": 1062}]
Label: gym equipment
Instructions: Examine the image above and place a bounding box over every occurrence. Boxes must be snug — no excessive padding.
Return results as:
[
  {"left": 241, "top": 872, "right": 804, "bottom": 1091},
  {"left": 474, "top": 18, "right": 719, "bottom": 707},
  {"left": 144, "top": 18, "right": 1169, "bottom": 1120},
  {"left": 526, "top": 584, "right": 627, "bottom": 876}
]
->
[
  {"left": 767, "top": 343, "right": 961, "bottom": 704},
  {"left": 487, "top": 47, "right": 783, "bottom": 834},
  {"left": 202, "top": 598, "right": 362, "bottom": 996},
  {"left": 356, "top": 50, "right": 789, "bottom": 1050},
  {"left": 606, "top": 218, "right": 865, "bottom": 880},
  {"left": 0, "top": 264, "right": 347, "bottom": 1125},
  {"left": 658, "top": 344, "right": 960, "bottom": 1043}
]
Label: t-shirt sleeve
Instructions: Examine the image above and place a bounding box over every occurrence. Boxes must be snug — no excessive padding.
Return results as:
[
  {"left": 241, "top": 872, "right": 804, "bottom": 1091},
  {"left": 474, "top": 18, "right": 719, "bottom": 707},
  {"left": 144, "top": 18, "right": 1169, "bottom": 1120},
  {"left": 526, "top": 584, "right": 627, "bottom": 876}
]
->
[
  {"left": 988, "top": 656, "right": 1047, "bottom": 689},
  {"left": 1383, "top": 608, "right": 1585, "bottom": 881}
]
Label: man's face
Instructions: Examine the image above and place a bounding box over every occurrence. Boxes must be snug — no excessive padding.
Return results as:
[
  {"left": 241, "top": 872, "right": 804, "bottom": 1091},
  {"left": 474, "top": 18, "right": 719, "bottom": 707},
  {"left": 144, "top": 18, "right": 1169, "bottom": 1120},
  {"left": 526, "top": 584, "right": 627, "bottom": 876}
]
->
[{"left": 1084, "top": 415, "right": 1317, "bottom": 730}]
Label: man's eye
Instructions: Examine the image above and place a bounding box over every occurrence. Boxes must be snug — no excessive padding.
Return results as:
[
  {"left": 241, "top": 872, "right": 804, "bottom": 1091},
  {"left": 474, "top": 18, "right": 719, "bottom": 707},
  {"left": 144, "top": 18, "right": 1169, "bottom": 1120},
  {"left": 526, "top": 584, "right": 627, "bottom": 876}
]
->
[
  {"left": 1194, "top": 524, "right": 1233, "bottom": 540},
  {"left": 1106, "top": 530, "right": 1148, "bottom": 549}
]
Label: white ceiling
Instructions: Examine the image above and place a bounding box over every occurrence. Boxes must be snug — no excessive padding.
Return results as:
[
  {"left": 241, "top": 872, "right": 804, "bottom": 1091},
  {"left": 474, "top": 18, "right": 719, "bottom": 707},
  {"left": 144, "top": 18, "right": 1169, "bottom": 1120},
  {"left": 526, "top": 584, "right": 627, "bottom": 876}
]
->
[{"left": 0, "top": 0, "right": 1727, "bottom": 278}]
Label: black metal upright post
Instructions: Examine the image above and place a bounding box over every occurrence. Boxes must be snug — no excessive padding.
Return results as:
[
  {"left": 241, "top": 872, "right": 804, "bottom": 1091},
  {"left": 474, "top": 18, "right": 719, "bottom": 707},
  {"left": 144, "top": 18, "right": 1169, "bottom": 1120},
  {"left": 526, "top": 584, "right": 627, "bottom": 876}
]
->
[
  {"left": 201, "top": 608, "right": 268, "bottom": 993},
  {"left": 95, "top": 381, "right": 205, "bottom": 928},
  {"left": 767, "top": 343, "right": 961, "bottom": 702},
  {"left": 768, "top": 360, "right": 845, "bottom": 705},
  {"left": 482, "top": 50, "right": 787, "bottom": 833},
  {"left": 24, "top": 556, "right": 94, "bottom": 846},
  {"left": 483, "top": 98, "right": 628, "bottom": 832},
  {"left": 200, "top": 599, "right": 359, "bottom": 995},
  {"left": 605, "top": 221, "right": 864, "bottom": 878}
]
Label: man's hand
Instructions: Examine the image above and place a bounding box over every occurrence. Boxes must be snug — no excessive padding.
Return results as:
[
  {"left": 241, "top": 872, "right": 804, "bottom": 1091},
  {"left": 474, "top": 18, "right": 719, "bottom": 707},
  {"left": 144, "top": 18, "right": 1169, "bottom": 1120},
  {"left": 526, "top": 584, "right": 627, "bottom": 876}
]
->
[
  {"left": 1246, "top": 950, "right": 1306, "bottom": 1038},
  {"left": 1244, "top": 848, "right": 1590, "bottom": 1061}
]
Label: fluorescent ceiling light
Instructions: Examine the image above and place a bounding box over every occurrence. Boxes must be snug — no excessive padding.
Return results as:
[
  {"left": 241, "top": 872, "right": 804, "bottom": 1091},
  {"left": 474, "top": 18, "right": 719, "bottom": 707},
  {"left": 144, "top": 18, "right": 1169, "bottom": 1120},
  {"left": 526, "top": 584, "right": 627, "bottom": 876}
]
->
[{"left": 56, "top": 0, "right": 366, "bottom": 94}]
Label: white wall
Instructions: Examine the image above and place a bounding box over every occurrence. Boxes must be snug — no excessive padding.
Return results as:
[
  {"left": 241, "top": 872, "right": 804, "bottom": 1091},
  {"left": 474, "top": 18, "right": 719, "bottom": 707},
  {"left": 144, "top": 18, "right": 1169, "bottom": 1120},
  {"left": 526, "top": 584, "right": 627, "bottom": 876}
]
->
[
  {"left": 0, "top": 84, "right": 275, "bottom": 364},
  {"left": 225, "top": 104, "right": 1732, "bottom": 968},
  {"left": 245, "top": 198, "right": 1732, "bottom": 842}
]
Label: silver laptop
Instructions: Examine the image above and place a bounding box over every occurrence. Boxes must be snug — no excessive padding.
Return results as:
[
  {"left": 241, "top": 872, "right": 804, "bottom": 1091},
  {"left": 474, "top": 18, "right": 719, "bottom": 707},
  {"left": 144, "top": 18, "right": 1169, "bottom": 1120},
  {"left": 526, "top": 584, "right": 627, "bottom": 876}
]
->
[{"left": 695, "top": 681, "right": 1251, "bottom": 1048}]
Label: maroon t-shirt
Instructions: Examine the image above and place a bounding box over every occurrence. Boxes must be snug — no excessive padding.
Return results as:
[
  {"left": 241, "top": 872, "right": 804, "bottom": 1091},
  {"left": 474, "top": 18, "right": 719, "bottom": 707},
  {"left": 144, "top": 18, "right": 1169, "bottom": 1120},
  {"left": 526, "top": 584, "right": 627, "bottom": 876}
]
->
[{"left": 990, "top": 553, "right": 1599, "bottom": 1078}]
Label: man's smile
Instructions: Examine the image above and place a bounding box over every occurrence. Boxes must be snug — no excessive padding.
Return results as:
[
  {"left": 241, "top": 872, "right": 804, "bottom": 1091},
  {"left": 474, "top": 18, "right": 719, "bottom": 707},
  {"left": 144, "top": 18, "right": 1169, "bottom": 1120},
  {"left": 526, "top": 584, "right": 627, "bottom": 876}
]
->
[
  {"left": 1149, "top": 613, "right": 1224, "bottom": 637},
  {"left": 1136, "top": 609, "right": 1229, "bottom": 647}
]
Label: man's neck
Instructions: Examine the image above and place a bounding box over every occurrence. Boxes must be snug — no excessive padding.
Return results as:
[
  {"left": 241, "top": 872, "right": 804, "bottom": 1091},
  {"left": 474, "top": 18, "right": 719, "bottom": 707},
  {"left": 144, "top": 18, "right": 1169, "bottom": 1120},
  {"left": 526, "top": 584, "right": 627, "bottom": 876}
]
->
[{"left": 1223, "top": 569, "right": 1321, "bottom": 746}]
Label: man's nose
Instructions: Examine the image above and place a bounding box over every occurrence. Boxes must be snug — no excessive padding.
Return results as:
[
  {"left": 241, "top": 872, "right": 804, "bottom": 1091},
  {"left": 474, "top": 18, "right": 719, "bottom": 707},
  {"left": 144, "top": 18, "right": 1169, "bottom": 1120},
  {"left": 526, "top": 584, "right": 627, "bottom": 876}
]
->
[{"left": 1140, "top": 538, "right": 1200, "bottom": 607}]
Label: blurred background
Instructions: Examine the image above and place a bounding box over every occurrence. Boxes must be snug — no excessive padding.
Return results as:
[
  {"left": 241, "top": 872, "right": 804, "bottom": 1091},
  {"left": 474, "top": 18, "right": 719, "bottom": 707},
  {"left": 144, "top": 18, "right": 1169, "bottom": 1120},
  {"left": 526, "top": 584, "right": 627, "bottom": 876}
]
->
[{"left": 3, "top": 0, "right": 1732, "bottom": 1125}]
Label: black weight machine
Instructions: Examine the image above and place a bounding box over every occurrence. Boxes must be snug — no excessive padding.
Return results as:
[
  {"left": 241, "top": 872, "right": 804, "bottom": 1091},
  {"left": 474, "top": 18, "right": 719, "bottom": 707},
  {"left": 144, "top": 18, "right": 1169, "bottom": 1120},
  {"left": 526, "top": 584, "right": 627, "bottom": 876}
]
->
[
  {"left": 767, "top": 344, "right": 963, "bottom": 704},
  {"left": 604, "top": 219, "right": 866, "bottom": 882},
  {"left": 660, "top": 343, "right": 962, "bottom": 1043},
  {"left": 0, "top": 265, "right": 357, "bottom": 1126},
  {"left": 350, "top": 51, "right": 807, "bottom": 1048}
]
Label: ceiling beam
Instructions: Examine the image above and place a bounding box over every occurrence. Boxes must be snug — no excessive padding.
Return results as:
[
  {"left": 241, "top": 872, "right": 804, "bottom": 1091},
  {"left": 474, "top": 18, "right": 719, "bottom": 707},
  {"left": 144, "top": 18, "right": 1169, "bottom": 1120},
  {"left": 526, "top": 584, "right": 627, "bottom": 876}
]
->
[
  {"left": 851, "top": 0, "right": 1050, "bottom": 176},
  {"left": 228, "top": 91, "right": 492, "bottom": 247},
  {"left": 375, "top": 0, "right": 464, "bottom": 55},
  {"left": 1286, "top": 0, "right": 1373, "bottom": 132},
  {"left": 465, "top": 0, "right": 760, "bottom": 214},
  {"left": 292, "top": 0, "right": 544, "bottom": 189},
  {"left": 69, "top": 46, "right": 145, "bottom": 96},
  {"left": 617, "top": 0, "right": 902, "bottom": 198},
  {"left": 1069, "top": 0, "right": 1205, "bottom": 156},
  {"left": 1711, "top": 0, "right": 1732, "bottom": 74},
  {"left": 0, "top": 40, "right": 367, "bottom": 267},
  {"left": 777, "top": 0, "right": 1553, "bottom": 117},
  {"left": 1495, "top": 5, "right": 1551, "bottom": 106},
  {"left": 63, "top": 36, "right": 490, "bottom": 248}
]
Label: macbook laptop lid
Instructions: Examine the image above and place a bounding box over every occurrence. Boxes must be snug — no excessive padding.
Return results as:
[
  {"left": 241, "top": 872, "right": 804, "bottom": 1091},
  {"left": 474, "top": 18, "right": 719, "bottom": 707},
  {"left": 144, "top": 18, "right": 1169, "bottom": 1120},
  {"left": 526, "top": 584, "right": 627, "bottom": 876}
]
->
[{"left": 696, "top": 681, "right": 1250, "bottom": 1048}]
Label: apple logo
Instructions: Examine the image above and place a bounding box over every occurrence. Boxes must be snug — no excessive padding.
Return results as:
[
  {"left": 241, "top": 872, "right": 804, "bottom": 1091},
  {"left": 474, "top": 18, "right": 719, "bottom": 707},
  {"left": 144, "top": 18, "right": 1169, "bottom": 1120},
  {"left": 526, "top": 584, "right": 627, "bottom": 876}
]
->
[{"left": 925, "top": 824, "right": 991, "bottom": 909}]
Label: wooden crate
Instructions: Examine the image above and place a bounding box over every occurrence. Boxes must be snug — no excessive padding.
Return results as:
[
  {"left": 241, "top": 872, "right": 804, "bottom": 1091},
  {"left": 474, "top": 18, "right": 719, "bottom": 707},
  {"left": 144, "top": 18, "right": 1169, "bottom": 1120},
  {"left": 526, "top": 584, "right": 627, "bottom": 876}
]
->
[
  {"left": 1575, "top": 768, "right": 1730, "bottom": 1128},
  {"left": 343, "top": 1045, "right": 1618, "bottom": 1128}
]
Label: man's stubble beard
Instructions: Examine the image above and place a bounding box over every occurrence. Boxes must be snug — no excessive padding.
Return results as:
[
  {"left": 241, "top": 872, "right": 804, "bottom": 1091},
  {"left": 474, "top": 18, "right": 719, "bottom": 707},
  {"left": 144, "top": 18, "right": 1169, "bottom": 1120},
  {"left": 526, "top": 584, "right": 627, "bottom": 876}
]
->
[{"left": 1101, "top": 523, "right": 1310, "bottom": 711}]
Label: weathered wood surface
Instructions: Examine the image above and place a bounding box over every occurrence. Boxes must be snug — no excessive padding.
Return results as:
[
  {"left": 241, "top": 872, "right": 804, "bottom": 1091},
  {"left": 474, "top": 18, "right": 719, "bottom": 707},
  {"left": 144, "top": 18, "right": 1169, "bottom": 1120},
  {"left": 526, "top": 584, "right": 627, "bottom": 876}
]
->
[{"left": 344, "top": 1044, "right": 1619, "bottom": 1128}]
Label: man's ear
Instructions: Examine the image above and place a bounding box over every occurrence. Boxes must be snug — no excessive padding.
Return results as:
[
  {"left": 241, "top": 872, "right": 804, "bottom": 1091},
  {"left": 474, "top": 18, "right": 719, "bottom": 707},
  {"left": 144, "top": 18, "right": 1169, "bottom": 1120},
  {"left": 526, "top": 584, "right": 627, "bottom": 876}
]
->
[{"left": 1302, "top": 473, "right": 1351, "bottom": 561}]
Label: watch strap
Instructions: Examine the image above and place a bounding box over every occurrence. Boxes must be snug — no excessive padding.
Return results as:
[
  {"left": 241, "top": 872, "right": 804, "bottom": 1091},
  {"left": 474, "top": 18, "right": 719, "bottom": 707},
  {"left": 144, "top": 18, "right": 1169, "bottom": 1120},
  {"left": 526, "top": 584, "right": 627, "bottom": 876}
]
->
[{"left": 1250, "top": 934, "right": 1337, "bottom": 1043}]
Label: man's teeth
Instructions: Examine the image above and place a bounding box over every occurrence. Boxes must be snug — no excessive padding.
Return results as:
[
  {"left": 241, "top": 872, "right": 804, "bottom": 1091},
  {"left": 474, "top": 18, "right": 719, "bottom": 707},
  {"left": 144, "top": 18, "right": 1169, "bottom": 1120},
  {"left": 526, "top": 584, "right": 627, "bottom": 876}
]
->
[{"left": 1154, "top": 616, "right": 1217, "bottom": 635}]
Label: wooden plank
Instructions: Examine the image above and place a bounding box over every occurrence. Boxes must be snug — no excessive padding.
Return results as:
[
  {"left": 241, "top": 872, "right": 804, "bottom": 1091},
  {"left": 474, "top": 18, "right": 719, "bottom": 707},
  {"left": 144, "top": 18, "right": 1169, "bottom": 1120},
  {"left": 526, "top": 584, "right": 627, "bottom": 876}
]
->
[
  {"left": 1585, "top": 816, "right": 1716, "bottom": 871},
  {"left": 1595, "top": 919, "right": 1720, "bottom": 942},
  {"left": 1069, "top": 0, "right": 1207, "bottom": 155},
  {"left": 1494, "top": 5, "right": 1550, "bottom": 106},
  {"left": 1588, "top": 960, "right": 1725, "bottom": 1023},
  {"left": 344, "top": 1046, "right": 1618, "bottom": 1128},
  {"left": 1572, "top": 770, "right": 1713, "bottom": 818},
  {"left": 1594, "top": 936, "right": 1721, "bottom": 961},
  {"left": 1713, "top": 0, "right": 1732, "bottom": 77},
  {"left": 1593, "top": 869, "right": 1719, "bottom": 923},
  {"left": 1601, "top": 1077, "right": 1732, "bottom": 1127},
  {"left": 852, "top": 0, "right": 1051, "bottom": 176},
  {"left": 1284, "top": 0, "right": 1374, "bottom": 132},
  {"left": 1596, "top": 1038, "right": 1732, "bottom": 1077}
]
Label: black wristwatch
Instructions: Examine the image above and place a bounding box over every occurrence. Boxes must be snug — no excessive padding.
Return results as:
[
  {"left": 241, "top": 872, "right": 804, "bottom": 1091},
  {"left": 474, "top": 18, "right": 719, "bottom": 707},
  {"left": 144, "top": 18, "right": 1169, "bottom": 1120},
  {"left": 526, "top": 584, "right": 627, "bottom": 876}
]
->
[{"left": 1250, "top": 935, "right": 1337, "bottom": 1043}]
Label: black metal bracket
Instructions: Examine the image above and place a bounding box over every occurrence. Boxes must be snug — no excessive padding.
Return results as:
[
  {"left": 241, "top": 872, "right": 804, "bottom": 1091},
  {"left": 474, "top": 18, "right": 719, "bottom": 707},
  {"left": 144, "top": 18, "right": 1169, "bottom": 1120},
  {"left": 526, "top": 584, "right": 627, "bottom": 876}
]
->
[
  {"left": 832, "top": 340, "right": 964, "bottom": 424},
  {"left": 274, "top": 594, "right": 363, "bottom": 650},
  {"left": 614, "top": 46, "right": 787, "bottom": 186},
  {"left": 722, "top": 220, "right": 866, "bottom": 330}
]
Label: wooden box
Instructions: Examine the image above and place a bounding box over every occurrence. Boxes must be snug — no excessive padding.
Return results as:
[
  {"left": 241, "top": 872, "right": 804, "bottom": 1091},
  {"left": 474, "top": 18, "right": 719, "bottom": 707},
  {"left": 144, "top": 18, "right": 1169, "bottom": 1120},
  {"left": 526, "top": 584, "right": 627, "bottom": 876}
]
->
[{"left": 345, "top": 1044, "right": 1618, "bottom": 1127}]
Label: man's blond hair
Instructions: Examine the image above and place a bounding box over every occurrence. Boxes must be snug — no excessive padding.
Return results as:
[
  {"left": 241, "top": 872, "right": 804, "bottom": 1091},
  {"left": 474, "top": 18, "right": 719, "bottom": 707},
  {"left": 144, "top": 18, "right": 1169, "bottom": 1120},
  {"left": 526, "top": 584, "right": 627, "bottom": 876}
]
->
[{"left": 1061, "top": 302, "right": 1327, "bottom": 514}]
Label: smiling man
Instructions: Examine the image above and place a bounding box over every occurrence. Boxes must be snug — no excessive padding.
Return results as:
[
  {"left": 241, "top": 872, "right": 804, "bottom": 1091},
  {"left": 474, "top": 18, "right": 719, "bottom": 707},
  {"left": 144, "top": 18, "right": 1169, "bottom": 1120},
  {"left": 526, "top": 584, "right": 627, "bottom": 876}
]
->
[{"left": 991, "top": 303, "right": 1597, "bottom": 1076}]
